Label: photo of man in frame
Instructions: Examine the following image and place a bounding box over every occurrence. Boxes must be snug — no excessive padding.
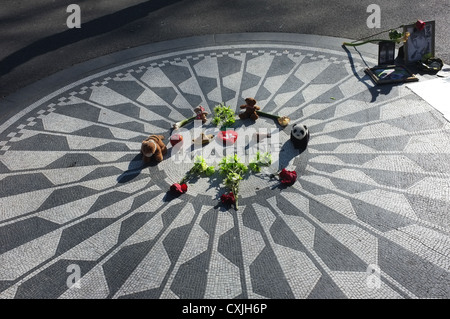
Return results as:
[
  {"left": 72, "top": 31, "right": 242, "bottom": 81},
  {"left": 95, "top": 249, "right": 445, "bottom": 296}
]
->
[{"left": 404, "top": 21, "right": 435, "bottom": 63}]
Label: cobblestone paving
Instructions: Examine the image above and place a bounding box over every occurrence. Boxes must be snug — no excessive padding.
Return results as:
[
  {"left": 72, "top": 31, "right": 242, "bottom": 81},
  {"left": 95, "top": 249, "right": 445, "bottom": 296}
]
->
[{"left": 0, "top": 35, "right": 449, "bottom": 299}]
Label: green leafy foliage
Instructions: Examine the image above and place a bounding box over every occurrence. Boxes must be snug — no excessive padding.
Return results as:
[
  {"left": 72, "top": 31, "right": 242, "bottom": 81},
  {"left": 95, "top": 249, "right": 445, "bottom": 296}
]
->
[
  {"left": 173, "top": 115, "right": 196, "bottom": 130},
  {"left": 212, "top": 103, "right": 236, "bottom": 129},
  {"left": 421, "top": 52, "right": 433, "bottom": 61},
  {"left": 219, "top": 154, "right": 248, "bottom": 178},
  {"left": 249, "top": 152, "right": 272, "bottom": 173},
  {"left": 218, "top": 154, "right": 248, "bottom": 209},
  {"left": 388, "top": 29, "right": 403, "bottom": 41},
  {"left": 205, "top": 166, "right": 215, "bottom": 176},
  {"left": 179, "top": 153, "right": 273, "bottom": 210},
  {"left": 192, "top": 156, "right": 210, "bottom": 174},
  {"left": 181, "top": 156, "right": 215, "bottom": 183}
]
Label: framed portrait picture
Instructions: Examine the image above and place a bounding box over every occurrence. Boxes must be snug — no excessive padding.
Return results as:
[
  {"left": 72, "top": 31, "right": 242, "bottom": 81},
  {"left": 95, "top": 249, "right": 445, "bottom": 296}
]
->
[
  {"left": 365, "top": 65, "right": 418, "bottom": 85},
  {"left": 378, "top": 41, "right": 396, "bottom": 65},
  {"left": 403, "top": 20, "right": 435, "bottom": 64}
]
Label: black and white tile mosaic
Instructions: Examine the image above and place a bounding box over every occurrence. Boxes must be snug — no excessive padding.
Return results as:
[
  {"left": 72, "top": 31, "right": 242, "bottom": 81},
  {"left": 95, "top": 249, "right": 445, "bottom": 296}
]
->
[{"left": 0, "top": 42, "right": 449, "bottom": 299}]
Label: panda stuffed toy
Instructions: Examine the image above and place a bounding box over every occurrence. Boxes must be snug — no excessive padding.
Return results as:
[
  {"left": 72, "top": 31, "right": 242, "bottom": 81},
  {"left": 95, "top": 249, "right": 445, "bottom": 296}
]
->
[{"left": 290, "top": 123, "right": 310, "bottom": 150}]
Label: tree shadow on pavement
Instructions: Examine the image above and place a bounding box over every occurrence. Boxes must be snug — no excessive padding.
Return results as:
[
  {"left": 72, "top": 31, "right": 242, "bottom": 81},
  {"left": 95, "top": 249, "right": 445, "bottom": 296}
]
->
[
  {"left": 0, "top": 0, "right": 184, "bottom": 76},
  {"left": 342, "top": 44, "right": 396, "bottom": 103},
  {"left": 117, "top": 152, "right": 158, "bottom": 183}
]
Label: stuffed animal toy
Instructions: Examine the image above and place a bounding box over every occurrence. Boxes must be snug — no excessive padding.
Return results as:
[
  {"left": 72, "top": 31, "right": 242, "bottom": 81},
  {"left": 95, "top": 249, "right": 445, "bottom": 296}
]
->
[
  {"left": 290, "top": 123, "right": 310, "bottom": 150},
  {"left": 192, "top": 133, "right": 214, "bottom": 146},
  {"left": 141, "top": 135, "right": 167, "bottom": 163},
  {"left": 239, "top": 97, "right": 260, "bottom": 121},
  {"left": 194, "top": 106, "right": 208, "bottom": 124}
]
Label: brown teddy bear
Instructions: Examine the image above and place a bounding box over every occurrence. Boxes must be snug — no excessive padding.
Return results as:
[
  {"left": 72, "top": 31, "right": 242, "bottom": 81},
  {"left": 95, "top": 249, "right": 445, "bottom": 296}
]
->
[
  {"left": 239, "top": 97, "right": 260, "bottom": 121},
  {"left": 141, "top": 135, "right": 167, "bottom": 163},
  {"left": 194, "top": 106, "right": 208, "bottom": 124}
]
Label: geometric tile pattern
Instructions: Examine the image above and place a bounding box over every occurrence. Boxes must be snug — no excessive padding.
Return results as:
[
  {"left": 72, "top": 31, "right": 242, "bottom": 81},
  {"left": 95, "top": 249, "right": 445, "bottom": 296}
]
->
[{"left": 0, "top": 42, "right": 449, "bottom": 299}]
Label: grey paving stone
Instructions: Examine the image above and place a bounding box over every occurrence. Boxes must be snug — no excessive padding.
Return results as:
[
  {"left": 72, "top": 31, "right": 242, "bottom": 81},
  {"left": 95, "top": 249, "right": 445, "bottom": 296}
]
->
[
  {"left": 9, "top": 133, "right": 70, "bottom": 151},
  {"left": 37, "top": 186, "right": 98, "bottom": 212},
  {"left": 285, "top": 91, "right": 306, "bottom": 110},
  {"left": 102, "top": 241, "right": 154, "bottom": 297},
  {"left": 310, "top": 63, "right": 348, "bottom": 85},
  {"left": 239, "top": 71, "right": 261, "bottom": 93},
  {"left": 325, "top": 126, "right": 365, "bottom": 140},
  {"left": 254, "top": 85, "right": 272, "bottom": 102},
  {"left": 306, "top": 272, "right": 347, "bottom": 299},
  {"left": 340, "top": 106, "right": 381, "bottom": 123},
  {"left": 0, "top": 161, "right": 9, "bottom": 173},
  {"left": 45, "top": 153, "right": 101, "bottom": 168},
  {"left": 87, "top": 191, "right": 131, "bottom": 216},
  {"left": 406, "top": 195, "right": 450, "bottom": 228},
  {"left": 269, "top": 217, "right": 307, "bottom": 252},
  {"left": 0, "top": 217, "right": 58, "bottom": 254},
  {"left": 54, "top": 102, "right": 101, "bottom": 122},
  {"left": 358, "top": 136, "right": 411, "bottom": 152},
  {"left": 362, "top": 170, "right": 426, "bottom": 189},
  {"left": 106, "top": 80, "right": 145, "bottom": 102},
  {"left": 0, "top": 173, "right": 54, "bottom": 197},
  {"left": 249, "top": 246, "right": 295, "bottom": 299},
  {"left": 161, "top": 64, "right": 192, "bottom": 87},
  {"left": 114, "top": 121, "right": 146, "bottom": 133},
  {"left": 386, "top": 112, "right": 445, "bottom": 132},
  {"left": 334, "top": 153, "right": 379, "bottom": 165},
  {"left": 378, "top": 238, "right": 450, "bottom": 298},
  {"left": 170, "top": 251, "right": 210, "bottom": 299},
  {"left": 163, "top": 223, "right": 194, "bottom": 264},
  {"left": 278, "top": 74, "right": 304, "bottom": 95},
  {"left": 266, "top": 55, "right": 297, "bottom": 78},
  {"left": 218, "top": 220, "right": 244, "bottom": 267},
  {"left": 79, "top": 166, "right": 123, "bottom": 182},
  {"left": 308, "top": 103, "right": 338, "bottom": 119},
  {"left": 218, "top": 55, "right": 243, "bottom": 78},
  {"left": 149, "top": 87, "right": 178, "bottom": 105},
  {"left": 307, "top": 197, "right": 355, "bottom": 225},
  {"left": 313, "top": 228, "right": 367, "bottom": 272},
  {"left": 352, "top": 199, "right": 415, "bottom": 233},
  {"left": 328, "top": 176, "right": 378, "bottom": 194},
  {"left": 117, "top": 211, "right": 156, "bottom": 245},
  {"left": 14, "top": 260, "right": 95, "bottom": 299},
  {"left": 56, "top": 218, "right": 115, "bottom": 255},
  {"left": 72, "top": 125, "right": 116, "bottom": 140}
]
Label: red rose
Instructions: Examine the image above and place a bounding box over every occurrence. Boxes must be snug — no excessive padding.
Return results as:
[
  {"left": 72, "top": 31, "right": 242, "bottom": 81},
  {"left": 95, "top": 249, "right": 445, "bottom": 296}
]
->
[
  {"left": 221, "top": 192, "right": 236, "bottom": 205},
  {"left": 170, "top": 183, "right": 188, "bottom": 194},
  {"left": 279, "top": 168, "right": 297, "bottom": 185},
  {"left": 415, "top": 20, "right": 426, "bottom": 31}
]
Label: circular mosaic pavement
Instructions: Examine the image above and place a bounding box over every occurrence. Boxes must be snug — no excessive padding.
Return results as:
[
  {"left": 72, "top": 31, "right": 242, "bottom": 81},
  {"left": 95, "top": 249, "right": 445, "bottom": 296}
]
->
[{"left": 0, "top": 34, "right": 449, "bottom": 299}]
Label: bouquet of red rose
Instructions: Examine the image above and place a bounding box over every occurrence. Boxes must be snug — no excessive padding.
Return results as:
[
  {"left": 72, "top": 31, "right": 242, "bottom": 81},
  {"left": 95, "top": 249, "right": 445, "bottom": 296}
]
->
[
  {"left": 170, "top": 183, "right": 188, "bottom": 195},
  {"left": 271, "top": 168, "right": 297, "bottom": 186},
  {"left": 218, "top": 154, "right": 248, "bottom": 210},
  {"left": 170, "top": 156, "right": 215, "bottom": 196}
]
